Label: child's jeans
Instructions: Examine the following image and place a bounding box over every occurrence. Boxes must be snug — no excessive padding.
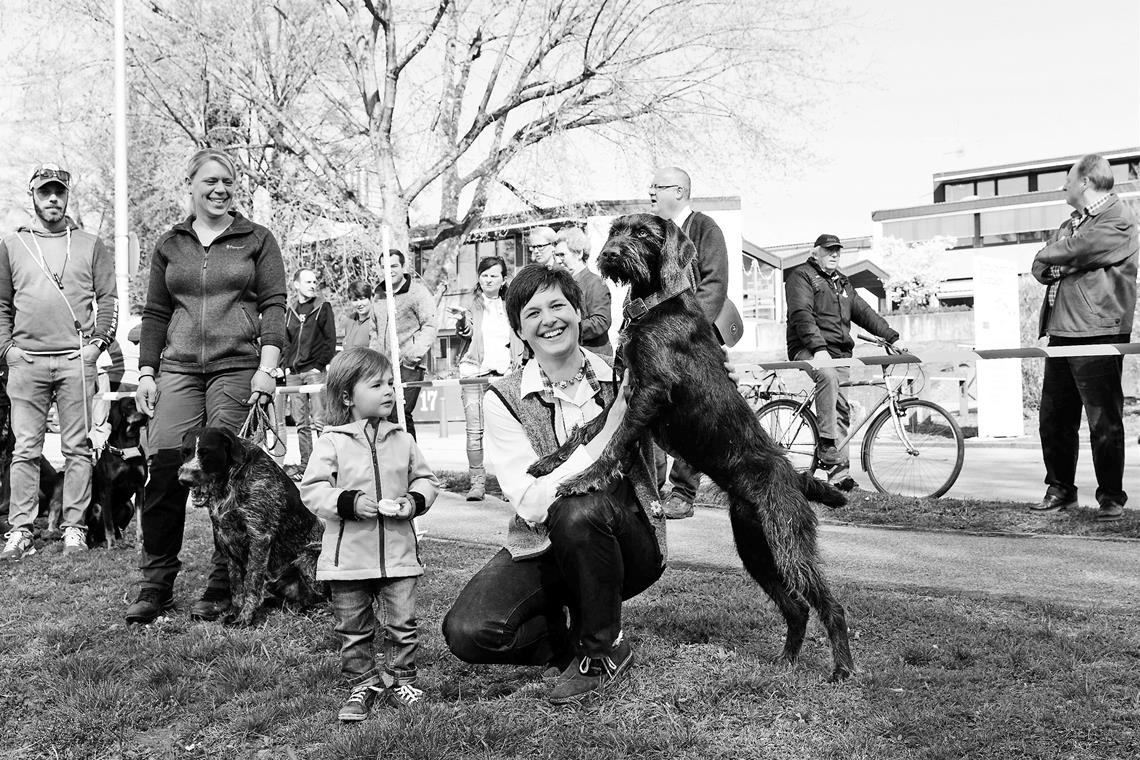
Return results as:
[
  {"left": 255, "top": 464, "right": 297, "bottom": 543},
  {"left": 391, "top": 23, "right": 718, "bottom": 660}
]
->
[{"left": 330, "top": 576, "right": 419, "bottom": 687}]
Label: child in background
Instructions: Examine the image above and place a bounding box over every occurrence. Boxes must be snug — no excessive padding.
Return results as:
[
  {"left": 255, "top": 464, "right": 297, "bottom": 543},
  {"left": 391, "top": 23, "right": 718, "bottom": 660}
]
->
[{"left": 299, "top": 347, "right": 438, "bottom": 722}]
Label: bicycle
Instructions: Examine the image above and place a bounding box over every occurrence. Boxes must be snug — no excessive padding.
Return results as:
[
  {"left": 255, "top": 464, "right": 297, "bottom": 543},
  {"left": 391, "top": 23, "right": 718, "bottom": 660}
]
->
[{"left": 752, "top": 337, "right": 965, "bottom": 498}]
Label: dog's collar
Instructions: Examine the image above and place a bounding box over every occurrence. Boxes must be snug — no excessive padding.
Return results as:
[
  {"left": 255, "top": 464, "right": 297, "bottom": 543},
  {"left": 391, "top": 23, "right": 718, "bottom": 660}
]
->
[
  {"left": 108, "top": 445, "right": 144, "bottom": 461},
  {"left": 622, "top": 257, "right": 697, "bottom": 323}
]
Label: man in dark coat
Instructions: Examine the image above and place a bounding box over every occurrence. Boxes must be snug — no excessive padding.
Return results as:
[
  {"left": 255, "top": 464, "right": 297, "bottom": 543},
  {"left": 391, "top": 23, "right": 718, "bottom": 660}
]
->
[
  {"left": 649, "top": 166, "right": 729, "bottom": 518},
  {"left": 785, "top": 234, "right": 899, "bottom": 488},
  {"left": 1029, "top": 153, "right": 1138, "bottom": 522}
]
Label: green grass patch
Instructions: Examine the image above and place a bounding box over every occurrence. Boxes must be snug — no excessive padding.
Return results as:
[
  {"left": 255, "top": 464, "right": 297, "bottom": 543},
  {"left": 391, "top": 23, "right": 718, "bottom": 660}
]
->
[{"left": 2, "top": 509, "right": 1137, "bottom": 758}]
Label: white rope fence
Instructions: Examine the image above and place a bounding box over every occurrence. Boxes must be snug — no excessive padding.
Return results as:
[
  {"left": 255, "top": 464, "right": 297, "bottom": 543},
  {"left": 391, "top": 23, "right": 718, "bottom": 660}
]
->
[{"left": 93, "top": 343, "right": 1140, "bottom": 401}]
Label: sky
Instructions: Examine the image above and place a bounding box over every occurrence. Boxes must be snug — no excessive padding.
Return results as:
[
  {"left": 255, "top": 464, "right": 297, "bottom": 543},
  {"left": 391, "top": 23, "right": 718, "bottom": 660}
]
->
[
  {"left": 735, "top": 0, "right": 1140, "bottom": 246},
  {"left": 0, "top": 0, "right": 1137, "bottom": 249}
]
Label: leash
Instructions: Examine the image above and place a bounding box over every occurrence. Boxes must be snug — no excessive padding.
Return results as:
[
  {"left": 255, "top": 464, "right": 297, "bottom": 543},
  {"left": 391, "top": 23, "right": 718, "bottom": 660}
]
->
[{"left": 238, "top": 403, "right": 287, "bottom": 457}]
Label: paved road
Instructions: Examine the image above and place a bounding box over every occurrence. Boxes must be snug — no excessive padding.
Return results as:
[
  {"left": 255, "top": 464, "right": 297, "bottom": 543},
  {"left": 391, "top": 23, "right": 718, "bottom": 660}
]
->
[{"left": 420, "top": 491, "right": 1140, "bottom": 610}]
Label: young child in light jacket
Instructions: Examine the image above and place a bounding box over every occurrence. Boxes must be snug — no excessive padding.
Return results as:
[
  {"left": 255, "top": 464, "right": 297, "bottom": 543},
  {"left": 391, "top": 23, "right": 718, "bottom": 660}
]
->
[{"left": 299, "top": 347, "right": 438, "bottom": 723}]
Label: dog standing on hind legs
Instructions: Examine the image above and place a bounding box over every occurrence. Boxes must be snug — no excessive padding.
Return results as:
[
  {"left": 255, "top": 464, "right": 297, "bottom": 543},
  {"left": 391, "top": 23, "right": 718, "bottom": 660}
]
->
[{"left": 528, "top": 213, "right": 855, "bottom": 681}]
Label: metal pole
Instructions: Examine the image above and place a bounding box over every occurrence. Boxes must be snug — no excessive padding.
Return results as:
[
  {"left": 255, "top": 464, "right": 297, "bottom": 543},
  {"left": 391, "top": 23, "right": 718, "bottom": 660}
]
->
[
  {"left": 113, "top": 0, "right": 130, "bottom": 333},
  {"left": 380, "top": 226, "right": 407, "bottom": 428}
]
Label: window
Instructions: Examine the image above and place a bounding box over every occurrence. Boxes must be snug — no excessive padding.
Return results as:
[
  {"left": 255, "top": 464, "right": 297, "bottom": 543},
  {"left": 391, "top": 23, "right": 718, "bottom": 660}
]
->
[
  {"left": 1035, "top": 170, "right": 1066, "bottom": 192},
  {"left": 1111, "top": 161, "right": 1139, "bottom": 185},
  {"left": 944, "top": 183, "right": 974, "bottom": 202},
  {"left": 457, "top": 243, "right": 477, "bottom": 290},
  {"left": 974, "top": 179, "right": 996, "bottom": 198},
  {"left": 996, "top": 175, "right": 1029, "bottom": 196},
  {"left": 742, "top": 255, "right": 779, "bottom": 322}
]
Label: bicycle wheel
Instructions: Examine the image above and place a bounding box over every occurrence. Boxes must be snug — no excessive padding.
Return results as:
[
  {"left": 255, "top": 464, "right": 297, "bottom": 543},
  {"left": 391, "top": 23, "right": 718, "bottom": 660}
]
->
[
  {"left": 755, "top": 399, "right": 819, "bottom": 473},
  {"left": 862, "top": 399, "right": 964, "bottom": 498}
]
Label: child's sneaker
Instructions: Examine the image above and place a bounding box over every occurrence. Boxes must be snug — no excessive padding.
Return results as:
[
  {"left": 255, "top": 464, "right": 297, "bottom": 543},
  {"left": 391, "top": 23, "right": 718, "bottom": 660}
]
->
[
  {"left": 386, "top": 683, "right": 424, "bottom": 707},
  {"left": 338, "top": 682, "right": 384, "bottom": 722},
  {"left": 1, "top": 529, "right": 35, "bottom": 561}
]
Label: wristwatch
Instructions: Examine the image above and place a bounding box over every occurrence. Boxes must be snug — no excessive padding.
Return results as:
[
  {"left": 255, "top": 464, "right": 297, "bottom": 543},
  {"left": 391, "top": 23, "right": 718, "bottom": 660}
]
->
[
  {"left": 88, "top": 337, "right": 108, "bottom": 352},
  {"left": 257, "top": 365, "right": 277, "bottom": 375}
]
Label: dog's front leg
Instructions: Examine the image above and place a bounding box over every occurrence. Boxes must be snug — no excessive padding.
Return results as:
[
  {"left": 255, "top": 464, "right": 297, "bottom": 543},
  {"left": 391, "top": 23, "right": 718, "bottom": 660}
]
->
[
  {"left": 557, "top": 379, "right": 667, "bottom": 496},
  {"left": 235, "top": 536, "right": 272, "bottom": 626},
  {"left": 527, "top": 412, "right": 609, "bottom": 478}
]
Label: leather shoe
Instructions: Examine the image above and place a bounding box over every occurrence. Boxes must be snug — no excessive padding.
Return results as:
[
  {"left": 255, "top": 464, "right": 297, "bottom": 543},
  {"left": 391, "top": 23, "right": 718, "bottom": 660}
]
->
[
  {"left": 1029, "top": 492, "right": 1077, "bottom": 513},
  {"left": 1096, "top": 502, "right": 1124, "bottom": 523},
  {"left": 125, "top": 588, "right": 175, "bottom": 625},
  {"left": 189, "top": 588, "right": 232, "bottom": 621}
]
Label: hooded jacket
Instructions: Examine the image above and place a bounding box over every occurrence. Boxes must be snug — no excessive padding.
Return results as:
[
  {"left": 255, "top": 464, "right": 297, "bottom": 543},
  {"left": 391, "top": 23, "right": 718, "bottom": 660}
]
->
[
  {"left": 0, "top": 217, "right": 117, "bottom": 357},
  {"left": 138, "top": 212, "right": 287, "bottom": 374},
  {"left": 299, "top": 418, "right": 439, "bottom": 580},
  {"left": 369, "top": 275, "right": 437, "bottom": 365},
  {"left": 283, "top": 295, "right": 336, "bottom": 373},
  {"left": 785, "top": 258, "right": 899, "bottom": 359}
]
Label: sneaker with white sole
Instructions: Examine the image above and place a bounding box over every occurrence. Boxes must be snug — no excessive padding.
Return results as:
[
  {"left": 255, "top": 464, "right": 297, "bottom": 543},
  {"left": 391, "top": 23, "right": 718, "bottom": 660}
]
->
[
  {"left": 0, "top": 529, "right": 35, "bottom": 561},
  {"left": 386, "top": 683, "right": 424, "bottom": 707},
  {"left": 338, "top": 682, "right": 384, "bottom": 722},
  {"left": 62, "top": 526, "right": 87, "bottom": 555}
]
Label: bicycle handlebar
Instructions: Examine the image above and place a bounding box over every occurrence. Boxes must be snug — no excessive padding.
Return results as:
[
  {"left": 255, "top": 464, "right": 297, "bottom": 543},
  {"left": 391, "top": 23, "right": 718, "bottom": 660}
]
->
[{"left": 858, "top": 334, "right": 907, "bottom": 355}]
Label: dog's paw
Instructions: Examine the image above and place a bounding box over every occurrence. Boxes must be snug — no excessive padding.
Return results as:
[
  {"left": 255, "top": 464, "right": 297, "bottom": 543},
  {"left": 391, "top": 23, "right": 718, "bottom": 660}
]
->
[
  {"left": 827, "top": 665, "right": 855, "bottom": 683},
  {"left": 556, "top": 468, "right": 617, "bottom": 497},
  {"left": 527, "top": 454, "right": 563, "bottom": 478}
]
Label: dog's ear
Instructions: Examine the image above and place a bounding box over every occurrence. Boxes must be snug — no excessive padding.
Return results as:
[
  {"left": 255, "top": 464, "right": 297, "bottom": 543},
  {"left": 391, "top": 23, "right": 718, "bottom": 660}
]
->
[
  {"left": 108, "top": 399, "right": 124, "bottom": 430},
  {"left": 221, "top": 428, "right": 248, "bottom": 469},
  {"left": 660, "top": 218, "right": 697, "bottom": 286}
]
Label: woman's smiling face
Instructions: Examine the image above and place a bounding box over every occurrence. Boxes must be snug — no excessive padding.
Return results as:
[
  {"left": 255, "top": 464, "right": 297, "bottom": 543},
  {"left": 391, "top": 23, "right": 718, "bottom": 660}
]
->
[
  {"left": 517, "top": 284, "right": 581, "bottom": 362},
  {"left": 187, "top": 159, "right": 235, "bottom": 220}
]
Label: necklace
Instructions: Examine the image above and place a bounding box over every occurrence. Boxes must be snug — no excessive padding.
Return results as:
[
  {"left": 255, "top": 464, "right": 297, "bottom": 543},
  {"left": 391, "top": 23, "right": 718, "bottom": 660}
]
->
[{"left": 550, "top": 364, "right": 586, "bottom": 391}]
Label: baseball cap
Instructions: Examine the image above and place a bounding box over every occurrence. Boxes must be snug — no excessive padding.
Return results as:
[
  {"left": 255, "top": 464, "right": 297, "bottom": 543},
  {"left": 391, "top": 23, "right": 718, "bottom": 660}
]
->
[
  {"left": 29, "top": 163, "right": 71, "bottom": 191},
  {"left": 814, "top": 233, "right": 842, "bottom": 250}
]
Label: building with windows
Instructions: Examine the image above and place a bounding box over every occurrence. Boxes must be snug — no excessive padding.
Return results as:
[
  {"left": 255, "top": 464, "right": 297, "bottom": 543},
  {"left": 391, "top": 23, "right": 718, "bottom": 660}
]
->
[{"left": 871, "top": 147, "right": 1140, "bottom": 305}]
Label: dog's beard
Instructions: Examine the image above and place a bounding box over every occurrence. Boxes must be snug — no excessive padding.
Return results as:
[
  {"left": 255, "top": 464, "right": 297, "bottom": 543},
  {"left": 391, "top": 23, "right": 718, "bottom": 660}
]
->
[{"left": 598, "top": 243, "right": 654, "bottom": 289}]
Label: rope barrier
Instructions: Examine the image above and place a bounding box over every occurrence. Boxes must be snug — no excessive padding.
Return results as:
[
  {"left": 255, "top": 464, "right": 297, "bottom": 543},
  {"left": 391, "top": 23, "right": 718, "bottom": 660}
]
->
[{"left": 93, "top": 342, "right": 1140, "bottom": 400}]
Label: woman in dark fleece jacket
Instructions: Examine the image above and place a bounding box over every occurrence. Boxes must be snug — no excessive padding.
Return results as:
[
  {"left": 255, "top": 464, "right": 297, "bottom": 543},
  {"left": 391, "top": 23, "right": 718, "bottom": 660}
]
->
[{"left": 125, "top": 148, "right": 288, "bottom": 626}]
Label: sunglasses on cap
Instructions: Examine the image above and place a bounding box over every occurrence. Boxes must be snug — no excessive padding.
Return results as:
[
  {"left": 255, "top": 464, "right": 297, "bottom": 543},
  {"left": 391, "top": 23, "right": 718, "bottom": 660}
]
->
[{"left": 30, "top": 164, "right": 71, "bottom": 187}]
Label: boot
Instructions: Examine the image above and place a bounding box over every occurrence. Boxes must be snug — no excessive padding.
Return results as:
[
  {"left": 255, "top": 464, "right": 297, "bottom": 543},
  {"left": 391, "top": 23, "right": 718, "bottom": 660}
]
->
[{"left": 466, "top": 466, "right": 486, "bottom": 501}]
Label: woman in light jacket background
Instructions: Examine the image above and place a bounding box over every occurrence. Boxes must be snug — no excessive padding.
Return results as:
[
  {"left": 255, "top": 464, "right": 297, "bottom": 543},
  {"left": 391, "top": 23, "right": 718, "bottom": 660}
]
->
[{"left": 451, "top": 256, "right": 523, "bottom": 500}]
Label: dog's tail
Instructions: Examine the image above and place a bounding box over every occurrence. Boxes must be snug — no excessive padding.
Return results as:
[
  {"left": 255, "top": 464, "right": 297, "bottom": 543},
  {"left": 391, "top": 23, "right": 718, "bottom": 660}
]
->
[{"left": 798, "top": 472, "right": 847, "bottom": 508}]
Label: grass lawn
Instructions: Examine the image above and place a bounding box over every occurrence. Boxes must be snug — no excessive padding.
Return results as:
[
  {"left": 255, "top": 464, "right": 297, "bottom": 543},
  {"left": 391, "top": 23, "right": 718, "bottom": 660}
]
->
[
  {"left": 436, "top": 470, "right": 1140, "bottom": 540},
  {"left": 1, "top": 507, "right": 1138, "bottom": 759}
]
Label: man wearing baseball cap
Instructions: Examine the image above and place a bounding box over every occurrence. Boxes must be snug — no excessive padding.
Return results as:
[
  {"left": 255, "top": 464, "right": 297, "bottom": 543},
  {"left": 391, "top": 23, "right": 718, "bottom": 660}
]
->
[
  {"left": 0, "top": 164, "right": 118, "bottom": 560},
  {"left": 784, "top": 233, "right": 899, "bottom": 489}
]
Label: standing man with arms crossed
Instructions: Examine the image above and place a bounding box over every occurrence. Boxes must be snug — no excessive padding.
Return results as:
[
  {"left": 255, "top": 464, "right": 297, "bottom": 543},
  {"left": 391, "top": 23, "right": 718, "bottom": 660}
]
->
[
  {"left": 0, "top": 163, "right": 117, "bottom": 559},
  {"left": 1030, "top": 154, "right": 1138, "bottom": 522},
  {"left": 785, "top": 234, "right": 899, "bottom": 490},
  {"left": 648, "top": 166, "right": 729, "bottom": 519},
  {"left": 370, "top": 249, "right": 437, "bottom": 440}
]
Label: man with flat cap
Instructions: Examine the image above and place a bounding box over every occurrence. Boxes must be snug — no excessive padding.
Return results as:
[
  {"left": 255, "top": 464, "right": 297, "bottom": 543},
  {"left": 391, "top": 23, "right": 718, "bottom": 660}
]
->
[{"left": 785, "top": 234, "right": 899, "bottom": 488}]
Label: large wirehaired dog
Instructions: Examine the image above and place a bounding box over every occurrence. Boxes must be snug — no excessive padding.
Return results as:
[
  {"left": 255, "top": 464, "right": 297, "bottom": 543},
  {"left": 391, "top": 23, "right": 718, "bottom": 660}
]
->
[
  {"left": 178, "top": 427, "right": 324, "bottom": 626},
  {"left": 528, "top": 213, "right": 854, "bottom": 681}
]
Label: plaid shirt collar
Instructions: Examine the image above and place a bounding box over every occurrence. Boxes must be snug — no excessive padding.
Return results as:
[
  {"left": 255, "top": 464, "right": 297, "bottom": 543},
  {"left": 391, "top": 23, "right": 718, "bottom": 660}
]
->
[{"left": 1083, "top": 193, "right": 1114, "bottom": 218}]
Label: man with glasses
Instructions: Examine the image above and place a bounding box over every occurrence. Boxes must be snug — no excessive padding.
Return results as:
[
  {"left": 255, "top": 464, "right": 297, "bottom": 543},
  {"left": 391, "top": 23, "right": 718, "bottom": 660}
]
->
[
  {"left": 529, "top": 226, "right": 558, "bottom": 268},
  {"left": 647, "top": 166, "right": 729, "bottom": 519},
  {"left": 785, "top": 234, "right": 899, "bottom": 489},
  {"left": 0, "top": 163, "right": 118, "bottom": 559}
]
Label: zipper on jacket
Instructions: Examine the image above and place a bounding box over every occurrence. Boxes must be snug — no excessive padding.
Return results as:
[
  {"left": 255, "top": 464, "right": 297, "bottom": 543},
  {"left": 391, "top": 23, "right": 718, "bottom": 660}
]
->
[
  {"left": 365, "top": 422, "right": 388, "bottom": 578},
  {"left": 200, "top": 243, "right": 209, "bottom": 368}
]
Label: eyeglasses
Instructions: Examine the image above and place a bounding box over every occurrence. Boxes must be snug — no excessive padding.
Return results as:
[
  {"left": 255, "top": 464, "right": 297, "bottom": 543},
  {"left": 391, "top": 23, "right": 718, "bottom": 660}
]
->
[
  {"left": 531, "top": 242, "right": 554, "bottom": 249},
  {"left": 649, "top": 184, "right": 681, "bottom": 192}
]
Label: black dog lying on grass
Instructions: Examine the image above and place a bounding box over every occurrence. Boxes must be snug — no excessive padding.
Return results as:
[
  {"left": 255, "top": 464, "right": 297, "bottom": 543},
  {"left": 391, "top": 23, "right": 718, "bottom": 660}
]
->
[
  {"left": 178, "top": 427, "right": 324, "bottom": 626},
  {"left": 529, "top": 213, "right": 855, "bottom": 682}
]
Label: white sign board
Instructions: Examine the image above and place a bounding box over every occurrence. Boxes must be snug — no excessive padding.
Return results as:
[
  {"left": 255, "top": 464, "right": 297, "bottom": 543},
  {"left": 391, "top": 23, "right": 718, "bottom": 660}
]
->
[{"left": 973, "top": 255, "right": 1024, "bottom": 438}]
